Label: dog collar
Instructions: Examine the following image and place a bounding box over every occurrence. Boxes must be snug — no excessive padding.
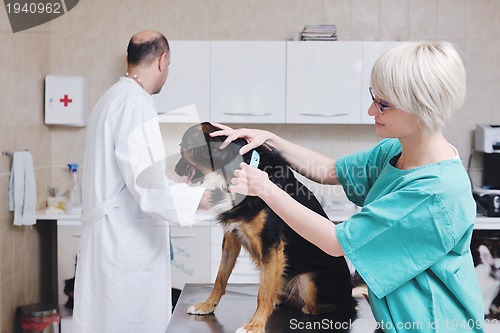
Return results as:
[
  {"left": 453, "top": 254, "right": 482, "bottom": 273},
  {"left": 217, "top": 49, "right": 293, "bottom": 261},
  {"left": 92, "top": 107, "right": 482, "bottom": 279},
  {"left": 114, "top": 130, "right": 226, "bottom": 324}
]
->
[{"left": 249, "top": 150, "right": 260, "bottom": 168}]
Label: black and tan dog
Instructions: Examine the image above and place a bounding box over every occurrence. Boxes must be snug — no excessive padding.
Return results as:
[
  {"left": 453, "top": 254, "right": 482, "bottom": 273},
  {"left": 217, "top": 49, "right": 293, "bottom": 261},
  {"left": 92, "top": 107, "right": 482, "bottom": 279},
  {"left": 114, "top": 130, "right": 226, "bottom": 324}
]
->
[{"left": 175, "top": 122, "right": 356, "bottom": 333}]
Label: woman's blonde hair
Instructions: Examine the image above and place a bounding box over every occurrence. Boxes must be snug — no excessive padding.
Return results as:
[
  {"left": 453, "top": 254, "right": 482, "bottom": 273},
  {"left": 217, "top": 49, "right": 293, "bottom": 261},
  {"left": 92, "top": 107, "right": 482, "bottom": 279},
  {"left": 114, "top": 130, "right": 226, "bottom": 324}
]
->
[{"left": 370, "top": 41, "right": 466, "bottom": 137}]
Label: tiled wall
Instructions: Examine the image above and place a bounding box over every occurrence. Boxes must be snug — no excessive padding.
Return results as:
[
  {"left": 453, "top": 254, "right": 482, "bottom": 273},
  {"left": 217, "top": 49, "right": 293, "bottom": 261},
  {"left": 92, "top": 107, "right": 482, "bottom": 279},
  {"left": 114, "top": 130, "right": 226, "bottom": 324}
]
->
[
  {"left": 0, "top": 12, "right": 52, "bottom": 332},
  {"left": 0, "top": 0, "right": 499, "bottom": 331}
]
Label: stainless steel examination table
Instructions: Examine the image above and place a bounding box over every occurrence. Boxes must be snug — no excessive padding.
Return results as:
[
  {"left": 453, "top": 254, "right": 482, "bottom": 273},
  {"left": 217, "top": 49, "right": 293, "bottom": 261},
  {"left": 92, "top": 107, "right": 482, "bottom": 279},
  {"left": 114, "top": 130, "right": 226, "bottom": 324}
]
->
[{"left": 166, "top": 283, "right": 378, "bottom": 333}]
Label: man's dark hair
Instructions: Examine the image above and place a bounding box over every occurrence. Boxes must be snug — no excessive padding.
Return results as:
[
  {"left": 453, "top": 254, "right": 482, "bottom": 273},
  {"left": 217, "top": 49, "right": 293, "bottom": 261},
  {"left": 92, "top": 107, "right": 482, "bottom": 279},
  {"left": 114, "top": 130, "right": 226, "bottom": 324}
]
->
[{"left": 127, "top": 33, "right": 169, "bottom": 66}]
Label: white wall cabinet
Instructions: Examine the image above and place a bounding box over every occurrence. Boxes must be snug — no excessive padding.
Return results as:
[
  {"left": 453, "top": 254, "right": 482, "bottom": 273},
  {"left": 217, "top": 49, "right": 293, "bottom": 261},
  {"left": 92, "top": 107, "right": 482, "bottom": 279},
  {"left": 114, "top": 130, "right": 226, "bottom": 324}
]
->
[
  {"left": 360, "top": 41, "right": 408, "bottom": 124},
  {"left": 154, "top": 40, "right": 407, "bottom": 125},
  {"left": 153, "top": 41, "right": 210, "bottom": 122},
  {"left": 210, "top": 41, "right": 286, "bottom": 124},
  {"left": 286, "top": 41, "right": 363, "bottom": 124}
]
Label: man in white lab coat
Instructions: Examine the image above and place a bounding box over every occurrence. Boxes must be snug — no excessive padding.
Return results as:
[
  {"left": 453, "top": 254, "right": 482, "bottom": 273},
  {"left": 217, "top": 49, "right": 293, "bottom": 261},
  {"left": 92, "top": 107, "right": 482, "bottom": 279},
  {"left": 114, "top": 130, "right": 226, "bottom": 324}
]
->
[{"left": 73, "top": 30, "right": 205, "bottom": 333}]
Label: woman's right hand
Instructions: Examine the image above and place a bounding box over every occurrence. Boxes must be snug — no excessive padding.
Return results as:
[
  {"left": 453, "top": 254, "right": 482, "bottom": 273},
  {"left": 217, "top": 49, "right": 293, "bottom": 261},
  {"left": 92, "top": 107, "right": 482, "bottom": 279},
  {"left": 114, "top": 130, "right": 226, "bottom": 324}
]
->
[{"left": 210, "top": 122, "right": 274, "bottom": 155}]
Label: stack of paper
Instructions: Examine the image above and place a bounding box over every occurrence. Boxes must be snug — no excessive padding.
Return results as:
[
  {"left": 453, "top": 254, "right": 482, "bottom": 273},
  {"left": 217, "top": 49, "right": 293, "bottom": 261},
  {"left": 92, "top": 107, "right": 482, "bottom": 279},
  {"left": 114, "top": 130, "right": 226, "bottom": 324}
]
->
[{"left": 301, "top": 24, "right": 337, "bottom": 41}]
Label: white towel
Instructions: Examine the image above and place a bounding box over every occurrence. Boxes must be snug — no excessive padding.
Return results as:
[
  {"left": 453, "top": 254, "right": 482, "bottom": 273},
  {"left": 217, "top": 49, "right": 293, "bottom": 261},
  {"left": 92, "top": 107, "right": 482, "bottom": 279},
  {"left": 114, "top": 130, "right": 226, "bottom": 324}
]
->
[{"left": 8, "top": 151, "right": 37, "bottom": 226}]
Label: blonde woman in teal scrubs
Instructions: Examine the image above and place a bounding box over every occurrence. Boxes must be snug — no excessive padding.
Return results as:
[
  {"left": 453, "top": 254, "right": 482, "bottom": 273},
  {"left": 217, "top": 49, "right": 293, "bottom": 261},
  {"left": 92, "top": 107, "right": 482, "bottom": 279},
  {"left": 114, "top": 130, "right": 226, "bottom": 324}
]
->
[{"left": 212, "top": 41, "right": 484, "bottom": 332}]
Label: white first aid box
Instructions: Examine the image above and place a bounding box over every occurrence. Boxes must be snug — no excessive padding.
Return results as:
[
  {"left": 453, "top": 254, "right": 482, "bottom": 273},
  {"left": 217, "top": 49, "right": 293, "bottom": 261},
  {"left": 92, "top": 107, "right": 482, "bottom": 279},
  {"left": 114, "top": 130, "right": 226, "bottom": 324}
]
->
[{"left": 45, "top": 75, "right": 88, "bottom": 127}]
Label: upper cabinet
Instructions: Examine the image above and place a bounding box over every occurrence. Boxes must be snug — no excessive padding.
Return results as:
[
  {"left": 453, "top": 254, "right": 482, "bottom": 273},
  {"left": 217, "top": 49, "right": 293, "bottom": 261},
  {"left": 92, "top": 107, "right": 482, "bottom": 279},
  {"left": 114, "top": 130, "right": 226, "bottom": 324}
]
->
[
  {"left": 360, "top": 41, "right": 408, "bottom": 124},
  {"left": 210, "top": 41, "right": 287, "bottom": 124},
  {"left": 286, "top": 41, "right": 363, "bottom": 124},
  {"left": 153, "top": 41, "right": 210, "bottom": 122},
  {"left": 154, "top": 40, "right": 409, "bottom": 125}
]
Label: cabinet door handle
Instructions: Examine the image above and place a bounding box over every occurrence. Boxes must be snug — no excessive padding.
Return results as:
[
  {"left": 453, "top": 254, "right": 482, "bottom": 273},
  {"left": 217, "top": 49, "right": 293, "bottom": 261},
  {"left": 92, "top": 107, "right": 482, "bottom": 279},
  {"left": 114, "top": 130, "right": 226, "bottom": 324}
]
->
[
  {"left": 163, "top": 112, "right": 189, "bottom": 115},
  {"left": 223, "top": 112, "right": 272, "bottom": 117},
  {"left": 299, "top": 113, "right": 348, "bottom": 117}
]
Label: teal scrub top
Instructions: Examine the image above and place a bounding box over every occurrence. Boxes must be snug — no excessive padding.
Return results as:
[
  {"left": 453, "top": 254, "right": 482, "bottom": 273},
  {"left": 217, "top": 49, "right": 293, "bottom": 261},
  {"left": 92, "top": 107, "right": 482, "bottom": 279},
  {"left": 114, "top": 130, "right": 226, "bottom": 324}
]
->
[{"left": 335, "top": 139, "right": 484, "bottom": 333}]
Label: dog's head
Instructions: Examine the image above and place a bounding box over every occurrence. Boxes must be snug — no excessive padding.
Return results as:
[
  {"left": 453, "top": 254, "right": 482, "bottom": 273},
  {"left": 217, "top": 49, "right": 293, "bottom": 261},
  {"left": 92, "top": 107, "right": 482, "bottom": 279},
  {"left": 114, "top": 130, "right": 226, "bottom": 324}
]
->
[
  {"left": 175, "top": 122, "right": 253, "bottom": 188},
  {"left": 175, "top": 122, "right": 295, "bottom": 215}
]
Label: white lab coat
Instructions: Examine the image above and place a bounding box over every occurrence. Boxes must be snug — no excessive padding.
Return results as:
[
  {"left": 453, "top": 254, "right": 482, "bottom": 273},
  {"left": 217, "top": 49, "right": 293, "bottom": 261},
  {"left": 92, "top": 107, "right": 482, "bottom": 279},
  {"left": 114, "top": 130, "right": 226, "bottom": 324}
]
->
[{"left": 73, "top": 77, "right": 203, "bottom": 333}]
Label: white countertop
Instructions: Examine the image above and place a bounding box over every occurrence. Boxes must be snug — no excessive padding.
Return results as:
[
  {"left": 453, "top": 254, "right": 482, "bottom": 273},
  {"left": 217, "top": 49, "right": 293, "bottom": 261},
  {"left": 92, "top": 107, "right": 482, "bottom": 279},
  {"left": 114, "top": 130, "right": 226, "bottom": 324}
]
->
[
  {"left": 36, "top": 211, "right": 81, "bottom": 226},
  {"left": 35, "top": 210, "right": 215, "bottom": 227},
  {"left": 475, "top": 216, "right": 500, "bottom": 229},
  {"left": 36, "top": 209, "right": 500, "bottom": 229}
]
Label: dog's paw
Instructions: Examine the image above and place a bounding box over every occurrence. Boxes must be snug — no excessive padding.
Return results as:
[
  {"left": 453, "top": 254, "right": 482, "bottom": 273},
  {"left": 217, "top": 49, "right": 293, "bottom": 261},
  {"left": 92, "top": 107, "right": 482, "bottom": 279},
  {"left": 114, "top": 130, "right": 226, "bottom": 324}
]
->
[
  {"left": 301, "top": 305, "right": 315, "bottom": 315},
  {"left": 235, "top": 324, "right": 265, "bottom": 333},
  {"left": 187, "top": 302, "right": 216, "bottom": 315},
  {"left": 235, "top": 327, "right": 263, "bottom": 333}
]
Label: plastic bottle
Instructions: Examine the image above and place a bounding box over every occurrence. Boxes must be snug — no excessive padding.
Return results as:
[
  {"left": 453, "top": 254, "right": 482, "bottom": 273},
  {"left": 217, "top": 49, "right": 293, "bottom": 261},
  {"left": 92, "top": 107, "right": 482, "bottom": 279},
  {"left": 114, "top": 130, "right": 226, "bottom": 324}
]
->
[{"left": 66, "top": 163, "right": 82, "bottom": 214}]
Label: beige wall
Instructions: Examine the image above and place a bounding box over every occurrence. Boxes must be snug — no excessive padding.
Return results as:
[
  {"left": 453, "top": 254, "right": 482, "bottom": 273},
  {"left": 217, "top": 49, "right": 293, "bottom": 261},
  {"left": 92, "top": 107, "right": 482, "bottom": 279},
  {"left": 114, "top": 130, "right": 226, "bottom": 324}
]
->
[
  {"left": 0, "top": 0, "right": 499, "bottom": 331},
  {"left": 0, "top": 7, "right": 52, "bottom": 332}
]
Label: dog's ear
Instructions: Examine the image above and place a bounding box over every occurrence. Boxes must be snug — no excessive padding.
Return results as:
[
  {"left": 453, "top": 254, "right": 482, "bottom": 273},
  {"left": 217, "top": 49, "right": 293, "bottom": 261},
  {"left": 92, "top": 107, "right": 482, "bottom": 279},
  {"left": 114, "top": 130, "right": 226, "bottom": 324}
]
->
[
  {"left": 180, "top": 122, "right": 248, "bottom": 173},
  {"left": 201, "top": 122, "right": 220, "bottom": 135},
  {"left": 201, "top": 122, "right": 227, "bottom": 148},
  {"left": 198, "top": 122, "right": 248, "bottom": 171},
  {"left": 479, "top": 245, "right": 495, "bottom": 266},
  {"left": 209, "top": 139, "right": 245, "bottom": 171},
  {"left": 175, "top": 155, "right": 190, "bottom": 176}
]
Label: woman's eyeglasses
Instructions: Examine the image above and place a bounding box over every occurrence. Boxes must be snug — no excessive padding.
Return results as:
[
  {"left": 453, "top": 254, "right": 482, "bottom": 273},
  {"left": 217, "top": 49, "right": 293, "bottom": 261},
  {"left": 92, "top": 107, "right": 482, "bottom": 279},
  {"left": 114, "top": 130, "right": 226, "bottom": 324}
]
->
[{"left": 369, "top": 87, "right": 398, "bottom": 115}]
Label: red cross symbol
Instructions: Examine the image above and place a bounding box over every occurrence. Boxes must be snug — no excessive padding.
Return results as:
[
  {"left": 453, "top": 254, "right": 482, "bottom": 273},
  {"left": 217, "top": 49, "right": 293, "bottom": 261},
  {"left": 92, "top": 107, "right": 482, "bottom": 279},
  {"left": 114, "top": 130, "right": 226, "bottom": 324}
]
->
[{"left": 59, "top": 94, "right": 73, "bottom": 107}]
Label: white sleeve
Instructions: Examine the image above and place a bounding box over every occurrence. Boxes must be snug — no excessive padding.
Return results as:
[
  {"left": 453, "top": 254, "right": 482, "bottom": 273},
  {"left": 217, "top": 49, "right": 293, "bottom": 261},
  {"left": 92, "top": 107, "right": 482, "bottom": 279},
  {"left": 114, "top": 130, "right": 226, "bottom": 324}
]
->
[{"left": 168, "top": 182, "right": 205, "bottom": 226}]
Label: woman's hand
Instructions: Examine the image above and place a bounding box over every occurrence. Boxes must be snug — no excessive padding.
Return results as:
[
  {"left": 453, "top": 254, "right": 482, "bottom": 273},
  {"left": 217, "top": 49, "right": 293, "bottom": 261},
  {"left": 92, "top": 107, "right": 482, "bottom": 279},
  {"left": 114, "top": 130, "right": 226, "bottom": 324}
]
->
[
  {"left": 229, "top": 163, "right": 274, "bottom": 197},
  {"left": 210, "top": 122, "right": 273, "bottom": 155}
]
